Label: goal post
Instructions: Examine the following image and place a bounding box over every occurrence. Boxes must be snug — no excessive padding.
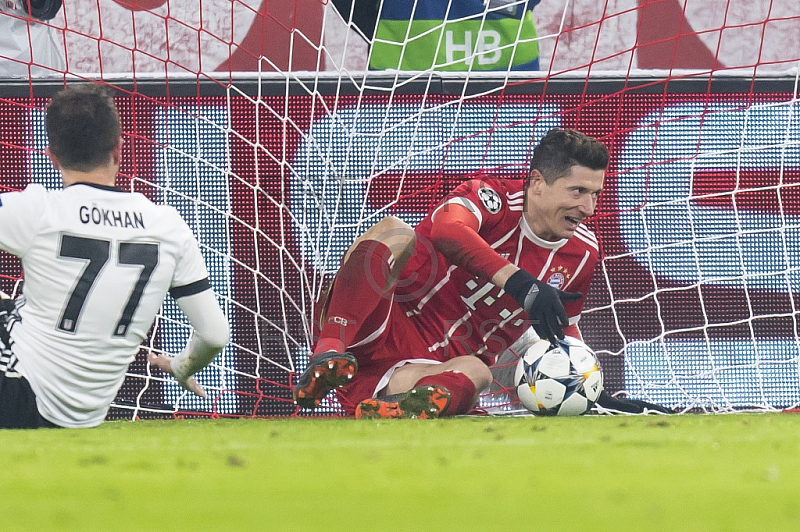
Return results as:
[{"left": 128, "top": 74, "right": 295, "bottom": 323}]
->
[{"left": 0, "top": 1, "right": 798, "bottom": 417}]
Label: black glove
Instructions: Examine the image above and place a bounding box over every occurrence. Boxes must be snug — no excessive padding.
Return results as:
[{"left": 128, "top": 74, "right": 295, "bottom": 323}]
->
[
  {"left": 23, "top": 0, "right": 62, "bottom": 21},
  {"left": 596, "top": 390, "right": 673, "bottom": 414},
  {"left": 504, "top": 269, "right": 582, "bottom": 343}
]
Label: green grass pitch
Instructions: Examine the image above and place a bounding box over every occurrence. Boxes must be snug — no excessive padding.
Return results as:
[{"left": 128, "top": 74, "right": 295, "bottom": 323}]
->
[{"left": 3, "top": 413, "right": 800, "bottom": 531}]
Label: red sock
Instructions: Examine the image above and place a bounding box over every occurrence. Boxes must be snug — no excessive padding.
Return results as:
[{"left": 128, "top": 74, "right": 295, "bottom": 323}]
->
[
  {"left": 414, "top": 370, "right": 477, "bottom": 416},
  {"left": 313, "top": 240, "right": 393, "bottom": 356}
]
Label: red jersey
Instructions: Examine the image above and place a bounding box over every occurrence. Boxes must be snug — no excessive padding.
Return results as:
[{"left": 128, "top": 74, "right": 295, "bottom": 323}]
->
[{"left": 395, "top": 177, "right": 599, "bottom": 364}]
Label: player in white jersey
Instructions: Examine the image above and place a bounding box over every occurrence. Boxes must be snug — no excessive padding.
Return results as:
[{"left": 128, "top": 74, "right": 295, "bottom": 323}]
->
[{"left": 0, "top": 84, "right": 229, "bottom": 428}]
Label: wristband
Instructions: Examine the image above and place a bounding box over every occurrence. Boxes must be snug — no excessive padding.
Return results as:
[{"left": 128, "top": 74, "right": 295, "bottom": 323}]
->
[{"left": 503, "top": 269, "right": 540, "bottom": 310}]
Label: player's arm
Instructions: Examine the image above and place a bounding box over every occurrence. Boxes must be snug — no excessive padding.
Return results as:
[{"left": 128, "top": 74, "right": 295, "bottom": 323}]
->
[
  {"left": 429, "top": 202, "right": 510, "bottom": 281},
  {"left": 147, "top": 286, "right": 229, "bottom": 397},
  {"left": 0, "top": 186, "right": 46, "bottom": 257},
  {"left": 430, "top": 203, "right": 580, "bottom": 343}
]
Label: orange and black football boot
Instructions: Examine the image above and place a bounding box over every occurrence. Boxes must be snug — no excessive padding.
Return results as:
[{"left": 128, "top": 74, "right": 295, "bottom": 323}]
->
[
  {"left": 293, "top": 351, "right": 358, "bottom": 410},
  {"left": 355, "top": 385, "right": 451, "bottom": 419}
]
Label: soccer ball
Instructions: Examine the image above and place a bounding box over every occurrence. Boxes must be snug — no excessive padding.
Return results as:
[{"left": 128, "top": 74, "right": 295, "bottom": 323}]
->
[{"left": 513, "top": 337, "right": 603, "bottom": 416}]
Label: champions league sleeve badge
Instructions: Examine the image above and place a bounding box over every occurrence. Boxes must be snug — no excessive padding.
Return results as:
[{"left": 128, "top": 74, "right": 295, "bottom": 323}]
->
[{"left": 477, "top": 187, "right": 502, "bottom": 214}]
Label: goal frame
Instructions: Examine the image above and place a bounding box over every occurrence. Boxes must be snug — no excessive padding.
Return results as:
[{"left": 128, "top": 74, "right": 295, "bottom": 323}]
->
[{"left": 1, "top": 71, "right": 798, "bottom": 416}]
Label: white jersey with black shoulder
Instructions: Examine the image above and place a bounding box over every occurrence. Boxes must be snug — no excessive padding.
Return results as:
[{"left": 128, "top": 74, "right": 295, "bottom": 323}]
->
[{"left": 0, "top": 183, "right": 211, "bottom": 428}]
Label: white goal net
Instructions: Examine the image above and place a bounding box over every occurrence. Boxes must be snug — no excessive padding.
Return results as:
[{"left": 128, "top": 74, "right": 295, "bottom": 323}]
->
[{"left": 0, "top": 0, "right": 799, "bottom": 416}]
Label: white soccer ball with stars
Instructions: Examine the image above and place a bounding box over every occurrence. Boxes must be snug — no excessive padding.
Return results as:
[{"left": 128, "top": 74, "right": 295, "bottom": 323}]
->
[{"left": 514, "top": 337, "right": 603, "bottom": 416}]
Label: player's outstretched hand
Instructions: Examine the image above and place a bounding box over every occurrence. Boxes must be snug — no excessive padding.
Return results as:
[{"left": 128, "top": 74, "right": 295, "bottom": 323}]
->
[
  {"left": 147, "top": 351, "right": 207, "bottom": 398},
  {"left": 503, "top": 269, "right": 582, "bottom": 343}
]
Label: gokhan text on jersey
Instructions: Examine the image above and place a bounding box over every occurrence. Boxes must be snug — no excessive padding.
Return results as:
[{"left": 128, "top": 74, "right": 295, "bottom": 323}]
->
[{"left": 79, "top": 204, "right": 145, "bottom": 229}]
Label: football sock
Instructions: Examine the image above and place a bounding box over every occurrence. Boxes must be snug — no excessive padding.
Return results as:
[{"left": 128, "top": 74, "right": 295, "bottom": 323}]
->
[
  {"left": 414, "top": 370, "right": 477, "bottom": 416},
  {"left": 313, "top": 240, "right": 393, "bottom": 356}
]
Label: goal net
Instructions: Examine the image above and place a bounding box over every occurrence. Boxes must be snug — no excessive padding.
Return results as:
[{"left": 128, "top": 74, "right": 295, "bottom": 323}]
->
[{"left": 0, "top": 0, "right": 799, "bottom": 417}]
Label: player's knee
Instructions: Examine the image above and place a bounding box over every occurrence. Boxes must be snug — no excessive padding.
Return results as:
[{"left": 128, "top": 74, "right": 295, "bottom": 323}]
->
[
  {"left": 453, "top": 356, "right": 493, "bottom": 391},
  {"left": 372, "top": 216, "right": 415, "bottom": 246},
  {"left": 377, "top": 215, "right": 413, "bottom": 233},
  {"left": 358, "top": 217, "right": 416, "bottom": 273},
  {"left": 350, "top": 216, "right": 414, "bottom": 254}
]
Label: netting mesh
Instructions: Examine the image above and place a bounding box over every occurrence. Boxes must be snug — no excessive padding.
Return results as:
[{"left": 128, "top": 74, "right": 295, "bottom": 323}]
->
[{"left": 0, "top": 1, "right": 799, "bottom": 417}]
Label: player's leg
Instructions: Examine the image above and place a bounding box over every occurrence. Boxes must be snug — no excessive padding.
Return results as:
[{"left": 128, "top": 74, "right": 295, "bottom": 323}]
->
[
  {"left": 341, "top": 215, "right": 416, "bottom": 281},
  {"left": 294, "top": 216, "right": 416, "bottom": 410},
  {"left": 314, "top": 215, "right": 416, "bottom": 353},
  {"left": 0, "top": 370, "right": 59, "bottom": 429},
  {"left": 355, "top": 356, "right": 493, "bottom": 419},
  {"left": 0, "top": 294, "right": 57, "bottom": 429}
]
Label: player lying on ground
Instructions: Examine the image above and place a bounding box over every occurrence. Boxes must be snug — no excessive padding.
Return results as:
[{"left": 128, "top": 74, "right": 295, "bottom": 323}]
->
[
  {"left": 0, "top": 84, "right": 229, "bottom": 429},
  {"left": 293, "top": 128, "right": 669, "bottom": 418}
]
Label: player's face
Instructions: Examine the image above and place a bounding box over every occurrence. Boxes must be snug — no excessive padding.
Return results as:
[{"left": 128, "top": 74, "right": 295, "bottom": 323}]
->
[{"left": 525, "top": 165, "right": 605, "bottom": 241}]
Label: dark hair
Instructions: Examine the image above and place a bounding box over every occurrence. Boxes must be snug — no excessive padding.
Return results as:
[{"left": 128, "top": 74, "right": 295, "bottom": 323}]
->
[
  {"left": 45, "top": 84, "right": 121, "bottom": 172},
  {"left": 529, "top": 128, "right": 609, "bottom": 184}
]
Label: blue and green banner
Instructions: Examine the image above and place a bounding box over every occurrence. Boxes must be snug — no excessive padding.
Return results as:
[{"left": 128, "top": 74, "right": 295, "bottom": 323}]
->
[{"left": 370, "top": 0, "right": 541, "bottom": 71}]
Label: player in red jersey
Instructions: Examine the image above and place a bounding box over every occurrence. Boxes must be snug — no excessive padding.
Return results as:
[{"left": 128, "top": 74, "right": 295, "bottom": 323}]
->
[{"left": 294, "top": 128, "right": 618, "bottom": 418}]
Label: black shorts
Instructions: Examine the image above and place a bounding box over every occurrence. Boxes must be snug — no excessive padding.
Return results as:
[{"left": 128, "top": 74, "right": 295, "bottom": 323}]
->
[{"left": 0, "top": 297, "right": 57, "bottom": 429}]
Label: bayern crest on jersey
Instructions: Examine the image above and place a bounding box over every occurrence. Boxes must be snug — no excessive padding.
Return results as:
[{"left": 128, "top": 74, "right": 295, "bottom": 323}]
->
[
  {"left": 547, "top": 272, "right": 565, "bottom": 289},
  {"left": 477, "top": 187, "right": 502, "bottom": 214}
]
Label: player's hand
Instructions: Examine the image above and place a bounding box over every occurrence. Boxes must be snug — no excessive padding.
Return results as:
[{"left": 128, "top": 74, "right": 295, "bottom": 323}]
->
[
  {"left": 147, "top": 351, "right": 207, "bottom": 398},
  {"left": 503, "top": 269, "right": 582, "bottom": 343}
]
